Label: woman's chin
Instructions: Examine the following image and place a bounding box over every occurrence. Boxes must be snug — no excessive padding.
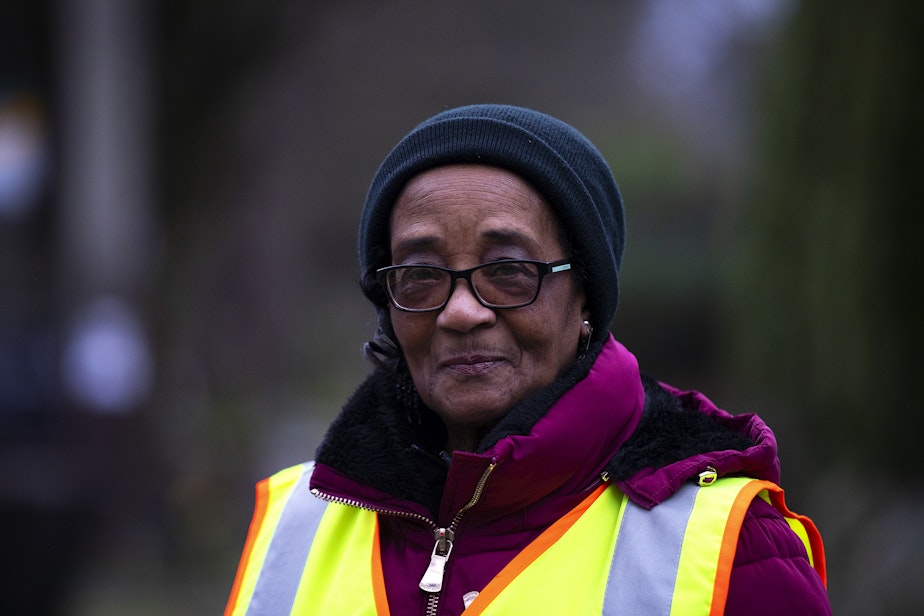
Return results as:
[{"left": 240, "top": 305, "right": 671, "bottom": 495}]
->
[{"left": 427, "top": 387, "right": 521, "bottom": 441}]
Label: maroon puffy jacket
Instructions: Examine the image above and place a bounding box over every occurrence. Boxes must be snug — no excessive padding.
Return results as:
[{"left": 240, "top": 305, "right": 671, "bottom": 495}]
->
[{"left": 309, "top": 336, "right": 831, "bottom": 615}]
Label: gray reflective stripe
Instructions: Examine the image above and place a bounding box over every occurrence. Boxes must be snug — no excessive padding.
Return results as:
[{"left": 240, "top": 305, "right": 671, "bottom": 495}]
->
[
  {"left": 602, "top": 482, "right": 699, "bottom": 615},
  {"left": 245, "top": 462, "right": 327, "bottom": 616}
]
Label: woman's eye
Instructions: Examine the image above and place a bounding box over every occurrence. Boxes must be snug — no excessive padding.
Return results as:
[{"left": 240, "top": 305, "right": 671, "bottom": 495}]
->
[
  {"left": 400, "top": 267, "right": 441, "bottom": 283},
  {"left": 484, "top": 261, "right": 531, "bottom": 279}
]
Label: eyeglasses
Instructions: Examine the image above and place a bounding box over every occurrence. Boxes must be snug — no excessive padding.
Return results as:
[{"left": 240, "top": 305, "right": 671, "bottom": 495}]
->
[{"left": 376, "top": 259, "right": 572, "bottom": 312}]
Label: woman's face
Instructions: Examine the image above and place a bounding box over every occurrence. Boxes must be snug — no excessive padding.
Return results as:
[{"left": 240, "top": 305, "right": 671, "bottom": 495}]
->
[{"left": 388, "top": 164, "right": 588, "bottom": 450}]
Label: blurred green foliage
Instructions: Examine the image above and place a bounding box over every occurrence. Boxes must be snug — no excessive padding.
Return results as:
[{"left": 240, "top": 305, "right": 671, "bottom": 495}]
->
[{"left": 728, "top": 0, "right": 923, "bottom": 475}]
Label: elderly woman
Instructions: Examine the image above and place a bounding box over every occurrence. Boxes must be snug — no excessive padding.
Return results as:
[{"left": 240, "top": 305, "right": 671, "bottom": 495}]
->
[{"left": 226, "top": 105, "right": 831, "bottom": 615}]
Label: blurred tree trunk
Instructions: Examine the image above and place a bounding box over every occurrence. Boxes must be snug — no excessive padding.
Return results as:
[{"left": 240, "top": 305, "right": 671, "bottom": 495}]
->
[{"left": 730, "top": 0, "right": 922, "bottom": 474}]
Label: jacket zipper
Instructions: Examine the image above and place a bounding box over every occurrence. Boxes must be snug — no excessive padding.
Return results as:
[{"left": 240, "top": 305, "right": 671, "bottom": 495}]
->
[
  {"left": 311, "top": 487, "right": 444, "bottom": 615},
  {"left": 310, "top": 488, "right": 437, "bottom": 526},
  {"left": 421, "top": 461, "right": 496, "bottom": 615},
  {"left": 312, "top": 462, "right": 497, "bottom": 615}
]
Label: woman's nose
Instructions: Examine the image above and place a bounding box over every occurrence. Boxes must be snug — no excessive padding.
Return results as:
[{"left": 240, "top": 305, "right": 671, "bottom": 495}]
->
[{"left": 436, "top": 280, "right": 497, "bottom": 331}]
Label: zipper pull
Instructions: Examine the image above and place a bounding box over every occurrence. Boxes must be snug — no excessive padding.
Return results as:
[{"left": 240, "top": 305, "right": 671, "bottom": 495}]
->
[{"left": 419, "top": 528, "right": 454, "bottom": 593}]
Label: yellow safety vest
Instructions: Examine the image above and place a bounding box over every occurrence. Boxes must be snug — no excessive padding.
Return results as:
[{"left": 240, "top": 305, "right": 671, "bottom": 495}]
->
[{"left": 225, "top": 462, "right": 826, "bottom": 615}]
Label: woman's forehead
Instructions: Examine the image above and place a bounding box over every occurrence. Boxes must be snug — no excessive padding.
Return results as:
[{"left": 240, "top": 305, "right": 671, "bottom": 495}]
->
[{"left": 388, "top": 165, "right": 561, "bottom": 255}]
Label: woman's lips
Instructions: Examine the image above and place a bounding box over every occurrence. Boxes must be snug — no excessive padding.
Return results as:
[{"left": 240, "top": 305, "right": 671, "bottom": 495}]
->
[{"left": 440, "top": 355, "right": 505, "bottom": 376}]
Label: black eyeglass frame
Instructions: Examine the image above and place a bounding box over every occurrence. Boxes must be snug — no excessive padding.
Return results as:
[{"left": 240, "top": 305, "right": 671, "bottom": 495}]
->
[{"left": 376, "top": 259, "right": 573, "bottom": 313}]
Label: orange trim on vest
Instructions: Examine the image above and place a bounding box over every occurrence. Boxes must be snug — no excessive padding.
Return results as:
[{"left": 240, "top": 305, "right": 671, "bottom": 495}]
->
[
  {"left": 224, "top": 477, "right": 271, "bottom": 616},
  {"left": 463, "top": 482, "right": 609, "bottom": 616},
  {"left": 708, "top": 479, "right": 827, "bottom": 616},
  {"left": 709, "top": 479, "right": 769, "bottom": 616},
  {"left": 371, "top": 514, "right": 391, "bottom": 615},
  {"left": 765, "top": 489, "right": 828, "bottom": 588}
]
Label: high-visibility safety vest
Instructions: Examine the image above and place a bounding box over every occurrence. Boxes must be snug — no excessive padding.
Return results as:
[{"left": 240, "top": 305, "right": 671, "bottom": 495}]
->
[{"left": 226, "top": 462, "right": 826, "bottom": 616}]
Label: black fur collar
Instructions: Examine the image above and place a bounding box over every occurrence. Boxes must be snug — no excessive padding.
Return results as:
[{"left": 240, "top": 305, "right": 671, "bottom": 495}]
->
[{"left": 606, "top": 374, "right": 754, "bottom": 480}]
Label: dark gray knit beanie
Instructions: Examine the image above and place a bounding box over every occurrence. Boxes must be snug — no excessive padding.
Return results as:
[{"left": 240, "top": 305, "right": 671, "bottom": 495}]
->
[{"left": 359, "top": 104, "right": 625, "bottom": 341}]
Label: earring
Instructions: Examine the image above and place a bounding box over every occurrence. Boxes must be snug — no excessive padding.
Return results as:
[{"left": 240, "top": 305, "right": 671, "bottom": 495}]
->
[{"left": 579, "top": 320, "right": 593, "bottom": 357}]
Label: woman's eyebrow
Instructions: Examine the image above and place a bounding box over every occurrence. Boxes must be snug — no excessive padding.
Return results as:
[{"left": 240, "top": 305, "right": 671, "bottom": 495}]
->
[
  {"left": 391, "top": 228, "right": 541, "bottom": 259},
  {"left": 480, "top": 228, "right": 541, "bottom": 250},
  {"left": 390, "top": 234, "right": 443, "bottom": 258}
]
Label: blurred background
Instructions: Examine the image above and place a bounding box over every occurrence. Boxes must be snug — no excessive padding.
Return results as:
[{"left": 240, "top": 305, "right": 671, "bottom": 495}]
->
[{"left": 1, "top": 0, "right": 920, "bottom": 614}]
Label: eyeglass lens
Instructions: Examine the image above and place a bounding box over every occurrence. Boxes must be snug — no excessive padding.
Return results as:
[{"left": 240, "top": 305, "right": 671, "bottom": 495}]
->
[{"left": 386, "top": 261, "right": 543, "bottom": 310}]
